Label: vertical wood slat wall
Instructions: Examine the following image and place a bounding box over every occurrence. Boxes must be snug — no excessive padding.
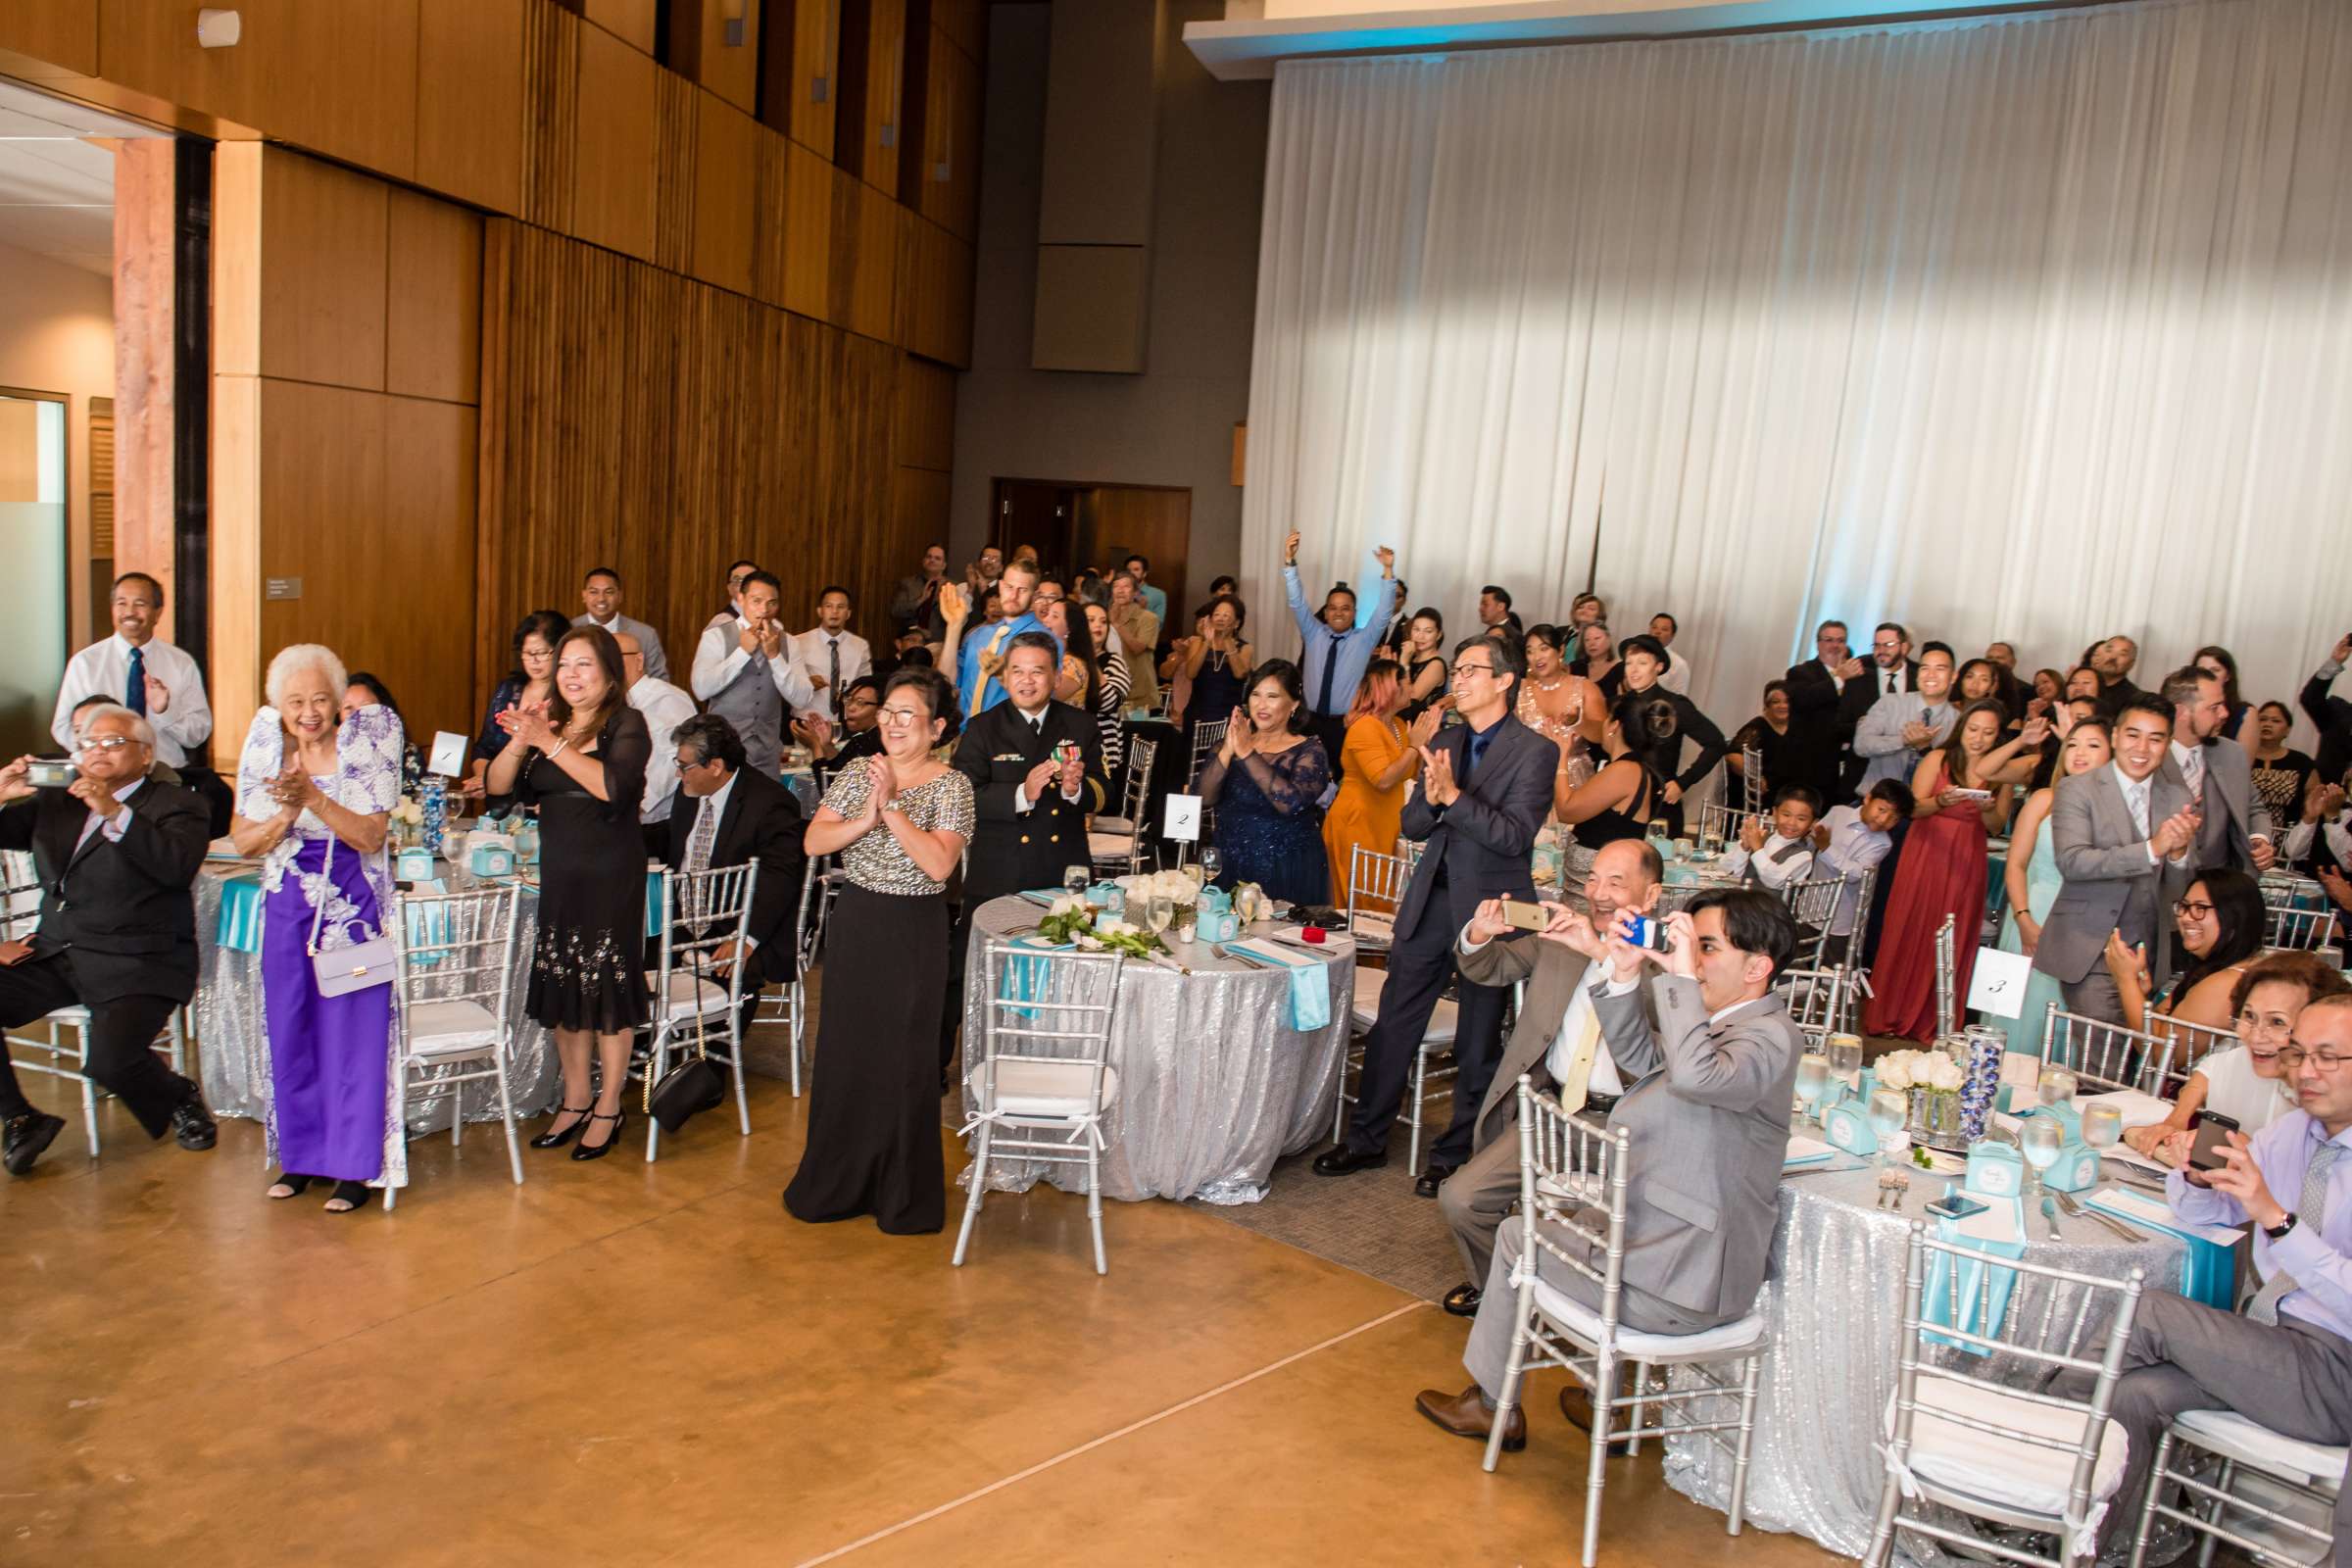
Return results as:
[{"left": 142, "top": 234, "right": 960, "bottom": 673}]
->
[{"left": 477, "top": 221, "right": 904, "bottom": 693}]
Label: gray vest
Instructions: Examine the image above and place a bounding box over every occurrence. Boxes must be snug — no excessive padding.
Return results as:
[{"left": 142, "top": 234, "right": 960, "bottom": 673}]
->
[{"left": 707, "top": 651, "right": 782, "bottom": 777}]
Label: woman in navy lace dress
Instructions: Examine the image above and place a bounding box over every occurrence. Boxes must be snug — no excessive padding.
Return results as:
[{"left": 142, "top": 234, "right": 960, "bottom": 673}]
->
[{"left": 1196, "top": 659, "right": 1332, "bottom": 906}]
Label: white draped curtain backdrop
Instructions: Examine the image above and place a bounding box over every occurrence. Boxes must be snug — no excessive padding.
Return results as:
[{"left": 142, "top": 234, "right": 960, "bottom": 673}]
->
[{"left": 1241, "top": 0, "right": 2352, "bottom": 736}]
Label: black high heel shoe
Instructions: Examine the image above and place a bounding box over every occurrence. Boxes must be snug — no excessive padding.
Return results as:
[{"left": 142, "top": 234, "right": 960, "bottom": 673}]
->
[
  {"left": 571, "top": 1108, "right": 626, "bottom": 1161},
  {"left": 530, "top": 1103, "right": 594, "bottom": 1150}
]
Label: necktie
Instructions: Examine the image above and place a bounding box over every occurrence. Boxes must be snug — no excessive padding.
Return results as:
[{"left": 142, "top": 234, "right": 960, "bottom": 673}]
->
[
  {"left": 686, "top": 796, "right": 719, "bottom": 923},
  {"left": 126, "top": 646, "right": 147, "bottom": 716},
  {"left": 827, "top": 637, "right": 843, "bottom": 722},
  {"left": 1884, "top": 669, "right": 1895, "bottom": 696},
  {"left": 2180, "top": 747, "right": 2206, "bottom": 809},
  {"left": 2126, "top": 778, "right": 2150, "bottom": 838},
  {"left": 2246, "top": 1143, "right": 2340, "bottom": 1325},
  {"left": 1317, "top": 630, "right": 1342, "bottom": 716},
  {"left": 969, "top": 624, "right": 1011, "bottom": 716},
  {"left": 1553, "top": 998, "right": 1604, "bottom": 1117}
]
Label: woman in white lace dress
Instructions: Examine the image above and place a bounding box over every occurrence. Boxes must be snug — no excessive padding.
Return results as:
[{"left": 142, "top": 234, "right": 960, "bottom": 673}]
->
[{"left": 229, "top": 645, "right": 404, "bottom": 1213}]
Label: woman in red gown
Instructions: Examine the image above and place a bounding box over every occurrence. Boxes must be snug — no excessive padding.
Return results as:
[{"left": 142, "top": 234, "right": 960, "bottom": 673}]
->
[{"left": 1864, "top": 701, "right": 2038, "bottom": 1042}]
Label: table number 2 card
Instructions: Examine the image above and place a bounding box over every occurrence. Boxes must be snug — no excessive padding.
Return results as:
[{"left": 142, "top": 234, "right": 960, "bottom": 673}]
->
[
  {"left": 1162, "top": 793, "right": 1203, "bottom": 844},
  {"left": 1967, "top": 946, "right": 2033, "bottom": 1020}
]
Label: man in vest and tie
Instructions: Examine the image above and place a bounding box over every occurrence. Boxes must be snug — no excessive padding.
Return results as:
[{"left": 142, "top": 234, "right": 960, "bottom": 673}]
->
[
  {"left": 690, "top": 570, "right": 817, "bottom": 779},
  {"left": 1281, "top": 529, "right": 1398, "bottom": 784},
  {"left": 954, "top": 560, "right": 1056, "bottom": 717}
]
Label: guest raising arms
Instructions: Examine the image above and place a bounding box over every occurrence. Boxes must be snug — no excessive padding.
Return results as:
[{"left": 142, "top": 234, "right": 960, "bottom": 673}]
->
[
  {"left": 1323, "top": 659, "right": 1440, "bottom": 913},
  {"left": 231, "top": 646, "right": 404, "bottom": 1212},
  {"left": 487, "top": 625, "right": 652, "bottom": 1162},
  {"left": 1198, "top": 660, "right": 1334, "bottom": 906},
  {"left": 785, "top": 668, "right": 973, "bottom": 1235}
]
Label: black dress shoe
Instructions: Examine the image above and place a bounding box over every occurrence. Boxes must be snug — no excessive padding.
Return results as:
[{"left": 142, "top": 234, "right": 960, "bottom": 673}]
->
[
  {"left": 1311, "top": 1144, "right": 1388, "bottom": 1177},
  {"left": 3, "top": 1110, "right": 66, "bottom": 1175},
  {"left": 170, "top": 1095, "right": 218, "bottom": 1151},
  {"left": 1442, "top": 1282, "right": 1483, "bottom": 1317},
  {"left": 1414, "top": 1162, "right": 1458, "bottom": 1199}
]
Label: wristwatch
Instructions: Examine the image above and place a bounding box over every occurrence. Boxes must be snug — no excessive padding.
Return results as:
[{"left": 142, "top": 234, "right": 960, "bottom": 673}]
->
[{"left": 2264, "top": 1211, "right": 2298, "bottom": 1242}]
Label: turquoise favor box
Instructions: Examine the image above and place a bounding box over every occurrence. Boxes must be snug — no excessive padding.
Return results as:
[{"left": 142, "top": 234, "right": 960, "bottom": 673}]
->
[{"left": 394, "top": 846, "right": 436, "bottom": 882}]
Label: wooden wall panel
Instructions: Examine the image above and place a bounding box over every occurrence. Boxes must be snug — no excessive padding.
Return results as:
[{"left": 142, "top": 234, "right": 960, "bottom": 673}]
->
[
  {"left": 477, "top": 220, "right": 918, "bottom": 694},
  {"left": 898, "top": 214, "right": 972, "bottom": 368},
  {"left": 653, "top": 68, "right": 701, "bottom": 276},
  {"left": 95, "top": 0, "right": 421, "bottom": 179},
  {"left": 387, "top": 189, "right": 485, "bottom": 405},
  {"left": 893, "top": 355, "right": 954, "bottom": 472},
  {"left": 844, "top": 180, "right": 902, "bottom": 343},
  {"left": 113, "top": 139, "right": 177, "bottom": 627},
  {"left": 571, "top": 22, "right": 659, "bottom": 260},
  {"left": 932, "top": 0, "right": 982, "bottom": 59},
  {"left": 0, "top": 0, "right": 97, "bottom": 75},
  {"left": 833, "top": 0, "right": 904, "bottom": 198},
  {"left": 416, "top": 0, "right": 526, "bottom": 217},
  {"left": 521, "top": 0, "right": 581, "bottom": 232},
  {"left": 919, "top": 22, "right": 982, "bottom": 240},
  {"left": 781, "top": 140, "right": 838, "bottom": 323},
  {"left": 582, "top": 0, "right": 659, "bottom": 54},
  {"left": 759, "top": 0, "right": 839, "bottom": 160},
  {"left": 209, "top": 375, "right": 263, "bottom": 766},
  {"left": 892, "top": 465, "right": 951, "bottom": 556},
  {"left": 665, "top": 0, "right": 761, "bottom": 113},
  {"left": 258, "top": 153, "right": 390, "bottom": 392},
  {"left": 693, "top": 94, "right": 760, "bottom": 295}
]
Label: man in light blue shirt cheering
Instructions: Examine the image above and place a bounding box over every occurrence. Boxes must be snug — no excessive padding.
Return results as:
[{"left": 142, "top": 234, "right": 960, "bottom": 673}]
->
[{"left": 1283, "top": 528, "right": 1398, "bottom": 782}]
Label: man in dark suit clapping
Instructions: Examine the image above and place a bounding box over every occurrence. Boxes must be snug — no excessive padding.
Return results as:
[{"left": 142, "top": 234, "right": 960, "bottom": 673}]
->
[
  {"left": 1317, "top": 637, "right": 1558, "bottom": 1191},
  {"left": 1781, "top": 619, "right": 1865, "bottom": 804},
  {"left": 663, "top": 713, "right": 808, "bottom": 1037},
  {"left": 0, "top": 707, "right": 217, "bottom": 1175},
  {"left": 941, "top": 634, "right": 1107, "bottom": 1077}
]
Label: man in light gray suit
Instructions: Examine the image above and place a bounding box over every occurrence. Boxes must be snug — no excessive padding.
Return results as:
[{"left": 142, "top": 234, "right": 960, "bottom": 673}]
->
[
  {"left": 1433, "top": 839, "right": 1664, "bottom": 1317},
  {"left": 1851, "top": 643, "right": 1958, "bottom": 796},
  {"left": 1415, "top": 889, "right": 1804, "bottom": 1450},
  {"left": 2158, "top": 664, "right": 2277, "bottom": 877},
  {"left": 574, "top": 565, "right": 671, "bottom": 683},
  {"left": 2031, "top": 696, "right": 2198, "bottom": 1024}
]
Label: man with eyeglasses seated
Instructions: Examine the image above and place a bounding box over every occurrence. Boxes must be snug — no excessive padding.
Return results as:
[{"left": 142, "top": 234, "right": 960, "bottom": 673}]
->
[
  {"left": 0, "top": 708, "right": 218, "bottom": 1175},
  {"left": 662, "top": 714, "right": 808, "bottom": 1043},
  {"left": 1416, "top": 891, "right": 1803, "bottom": 1449},
  {"left": 2055, "top": 994, "right": 2352, "bottom": 1564},
  {"left": 1317, "top": 636, "right": 1558, "bottom": 1192}
]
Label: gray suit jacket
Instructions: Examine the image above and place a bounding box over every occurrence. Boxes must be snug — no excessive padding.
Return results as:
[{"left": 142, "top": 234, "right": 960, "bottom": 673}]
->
[
  {"left": 1851, "top": 692, "right": 1957, "bottom": 794},
  {"left": 1455, "top": 929, "right": 1658, "bottom": 1153},
  {"left": 2162, "top": 740, "right": 2271, "bottom": 875},
  {"left": 574, "top": 612, "right": 670, "bottom": 682},
  {"left": 1589, "top": 975, "right": 1803, "bottom": 1322},
  {"left": 2032, "top": 765, "right": 2191, "bottom": 988}
]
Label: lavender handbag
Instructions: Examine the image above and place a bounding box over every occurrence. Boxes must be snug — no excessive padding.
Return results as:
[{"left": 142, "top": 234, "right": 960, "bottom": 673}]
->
[{"left": 307, "top": 834, "right": 397, "bottom": 995}]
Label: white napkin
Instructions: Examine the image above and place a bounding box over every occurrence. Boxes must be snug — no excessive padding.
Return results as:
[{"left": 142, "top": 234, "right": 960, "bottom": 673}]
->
[
  {"left": 2087, "top": 1186, "right": 2245, "bottom": 1245},
  {"left": 1785, "top": 1134, "right": 1836, "bottom": 1167}
]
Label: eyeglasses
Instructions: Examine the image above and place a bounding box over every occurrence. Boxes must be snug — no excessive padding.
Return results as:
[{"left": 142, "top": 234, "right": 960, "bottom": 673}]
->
[
  {"left": 2275, "top": 1047, "right": 2348, "bottom": 1072},
  {"left": 1451, "top": 662, "right": 1494, "bottom": 679},
  {"left": 2173, "top": 900, "right": 2215, "bottom": 918},
  {"left": 78, "top": 735, "right": 139, "bottom": 754},
  {"left": 878, "top": 707, "right": 929, "bottom": 726}
]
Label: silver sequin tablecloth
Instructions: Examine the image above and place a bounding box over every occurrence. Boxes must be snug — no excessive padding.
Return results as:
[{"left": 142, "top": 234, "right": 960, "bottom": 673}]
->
[
  {"left": 959, "top": 896, "right": 1352, "bottom": 1204},
  {"left": 191, "top": 866, "right": 562, "bottom": 1130},
  {"left": 1657, "top": 1162, "right": 2190, "bottom": 1564}
]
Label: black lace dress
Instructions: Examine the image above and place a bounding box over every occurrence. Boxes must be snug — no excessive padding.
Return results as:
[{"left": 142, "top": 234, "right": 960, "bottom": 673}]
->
[
  {"left": 518, "top": 708, "right": 653, "bottom": 1032},
  {"left": 1199, "top": 737, "right": 1334, "bottom": 906}
]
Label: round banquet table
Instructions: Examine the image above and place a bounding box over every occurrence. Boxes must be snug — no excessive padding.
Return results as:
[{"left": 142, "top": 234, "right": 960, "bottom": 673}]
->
[
  {"left": 957, "top": 894, "right": 1353, "bottom": 1204},
  {"left": 1655, "top": 1159, "right": 2190, "bottom": 1564}
]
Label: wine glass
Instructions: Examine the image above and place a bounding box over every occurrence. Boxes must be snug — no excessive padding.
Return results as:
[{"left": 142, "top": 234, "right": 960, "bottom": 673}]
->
[
  {"left": 1063, "top": 864, "right": 1092, "bottom": 898},
  {"left": 2021, "top": 1116, "right": 2065, "bottom": 1200},
  {"left": 2037, "top": 1067, "right": 2079, "bottom": 1110},
  {"left": 1828, "top": 1032, "right": 1864, "bottom": 1093},
  {"left": 1200, "top": 847, "right": 1223, "bottom": 886},
  {"left": 1794, "top": 1054, "right": 1831, "bottom": 1131},
  {"left": 2081, "top": 1103, "right": 2123, "bottom": 1182},
  {"left": 1867, "top": 1088, "right": 1909, "bottom": 1173},
  {"left": 1145, "top": 892, "right": 1174, "bottom": 937},
  {"left": 1183, "top": 858, "right": 1206, "bottom": 892}
]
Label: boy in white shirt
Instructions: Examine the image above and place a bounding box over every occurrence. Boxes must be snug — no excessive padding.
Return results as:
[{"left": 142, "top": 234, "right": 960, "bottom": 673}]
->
[
  {"left": 1724, "top": 784, "right": 1822, "bottom": 891},
  {"left": 1811, "top": 778, "right": 1915, "bottom": 959}
]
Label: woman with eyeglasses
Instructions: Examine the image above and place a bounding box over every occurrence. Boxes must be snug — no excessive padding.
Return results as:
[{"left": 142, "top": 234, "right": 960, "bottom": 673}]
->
[
  {"left": 466, "top": 610, "right": 566, "bottom": 801},
  {"left": 2102, "top": 867, "right": 2269, "bottom": 1041},
  {"left": 1994, "top": 716, "right": 2112, "bottom": 1056},
  {"left": 2123, "top": 950, "right": 2352, "bottom": 1158},
  {"left": 785, "top": 667, "right": 972, "bottom": 1235}
]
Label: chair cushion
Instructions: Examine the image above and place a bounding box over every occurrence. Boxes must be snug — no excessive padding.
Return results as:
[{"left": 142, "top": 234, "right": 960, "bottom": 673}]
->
[
  {"left": 1087, "top": 831, "right": 1135, "bottom": 860},
  {"left": 2173, "top": 1408, "right": 2349, "bottom": 1489},
  {"left": 406, "top": 999, "right": 503, "bottom": 1055},
  {"left": 1091, "top": 816, "right": 1135, "bottom": 835},
  {"left": 1893, "top": 1372, "right": 2130, "bottom": 1522},
  {"left": 645, "top": 969, "right": 730, "bottom": 1016},
  {"left": 1349, "top": 968, "right": 1457, "bottom": 1047},
  {"left": 979, "top": 1058, "right": 1120, "bottom": 1120},
  {"left": 1529, "top": 1276, "right": 1766, "bottom": 1361}
]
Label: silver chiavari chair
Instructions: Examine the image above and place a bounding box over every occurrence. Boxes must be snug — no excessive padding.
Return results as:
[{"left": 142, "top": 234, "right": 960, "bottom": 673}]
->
[
  {"left": 0, "top": 850, "right": 189, "bottom": 1159},
  {"left": 2146, "top": 1012, "right": 2236, "bottom": 1100},
  {"left": 1331, "top": 848, "right": 1458, "bottom": 1176},
  {"left": 1482, "top": 1079, "right": 1766, "bottom": 1567},
  {"left": 1694, "top": 801, "right": 1746, "bottom": 852},
  {"left": 2038, "top": 1003, "right": 2175, "bottom": 1095},
  {"left": 1739, "top": 744, "right": 1766, "bottom": 814},
  {"left": 386, "top": 883, "right": 524, "bottom": 1210},
  {"left": 753, "top": 851, "right": 837, "bottom": 1097},
  {"left": 1188, "top": 718, "right": 1228, "bottom": 788},
  {"left": 1775, "top": 965, "right": 1849, "bottom": 1050},
  {"left": 1782, "top": 873, "right": 1847, "bottom": 971},
  {"left": 1933, "top": 912, "right": 1959, "bottom": 1038},
  {"left": 2266, "top": 902, "right": 2335, "bottom": 953},
  {"left": 1344, "top": 844, "right": 1407, "bottom": 956},
  {"left": 1862, "top": 1221, "right": 2146, "bottom": 1568},
  {"left": 2129, "top": 1408, "right": 2346, "bottom": 1568},
  {"left": 1088, "top": 733, "right": 1159, "bottom": 876},
  {"left": 639, "top": 862, "right": 760, "bottom": 1160},
  {"left": 1394, "top": 834, "right": 1427, "bottom": 868},
  {"left": 954, "top": 941, "right": 1127, "bottom": 1275}
]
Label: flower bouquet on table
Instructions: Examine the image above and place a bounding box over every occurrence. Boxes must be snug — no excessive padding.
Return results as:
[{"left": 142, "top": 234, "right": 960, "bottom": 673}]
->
[
  {"left": 1878, "top": 1048, "right": 1970, "bottom": 1153},
  {"left": 1037, "top": 894, "right": 1167, "bottom": 960}
]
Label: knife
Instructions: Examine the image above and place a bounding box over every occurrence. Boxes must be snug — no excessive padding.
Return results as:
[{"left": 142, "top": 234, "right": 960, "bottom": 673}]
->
[{"left": 2039, "top": 1195, "right": 2064, "bottom": 1242}]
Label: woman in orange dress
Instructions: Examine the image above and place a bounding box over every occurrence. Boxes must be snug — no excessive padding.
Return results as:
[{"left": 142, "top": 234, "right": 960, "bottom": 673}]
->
[{"left": 1322, "top": 659, "right": 1436, "bottom": 911}]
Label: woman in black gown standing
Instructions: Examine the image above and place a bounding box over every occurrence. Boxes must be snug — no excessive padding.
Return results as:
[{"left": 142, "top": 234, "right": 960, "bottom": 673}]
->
[
  {"left": 486, "top": 624, "right": 651, "bottom": 1160},
  {"left": 786, "top": 667, "right": 974, "bottom": 1234}
]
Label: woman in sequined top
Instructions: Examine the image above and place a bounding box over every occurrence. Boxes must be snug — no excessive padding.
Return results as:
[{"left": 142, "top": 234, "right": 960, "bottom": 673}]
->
[{"left": 785, "top": 667, "right": 975, "bottom": 1234}]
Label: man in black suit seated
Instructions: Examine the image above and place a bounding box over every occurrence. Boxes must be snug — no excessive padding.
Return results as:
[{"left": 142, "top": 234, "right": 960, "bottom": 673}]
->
[
  {"left": 941, "top": 633, "right": 1107, "bottom": 1078},
  {"left": 0, "top": 706, "right": 218, "bottom": 1175},
  {"left": 1317, "top": 636, "right": 1558, "bottom": 1192},
  {"left": 662, "top": 713, "right": 808, "bottom": 1039}
]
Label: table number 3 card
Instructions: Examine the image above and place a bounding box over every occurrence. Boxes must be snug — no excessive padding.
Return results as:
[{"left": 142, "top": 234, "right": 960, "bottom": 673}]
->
[
  {"left": 1162, "top": 793, "right": 1203, "bottom": 844},
  {"left": 1967, "top": 946, "right": 2033, "bottom": 1020},
  {"left": 426, "top": 731, "right": 469, "bottom": 778}
]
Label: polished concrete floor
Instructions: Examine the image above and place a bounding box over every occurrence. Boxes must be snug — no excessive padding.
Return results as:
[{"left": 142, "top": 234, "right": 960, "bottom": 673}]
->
[{"left": 4, "top": 1064, "right": 1840, "bottom": 1568}]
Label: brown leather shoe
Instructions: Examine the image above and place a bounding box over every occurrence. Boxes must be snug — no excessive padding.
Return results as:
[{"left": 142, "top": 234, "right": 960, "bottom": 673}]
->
[
  {"left": 1415, "top": 1384, "right": 1526, "bottom": 1451},
  {"left": 1561, "top": 1384, "right": 1642, "bottom": 1450}
]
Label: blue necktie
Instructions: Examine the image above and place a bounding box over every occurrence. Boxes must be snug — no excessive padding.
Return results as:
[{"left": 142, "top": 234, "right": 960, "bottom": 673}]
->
[{"left": 125, "top": 646, "right": 147, "bottom": 716}]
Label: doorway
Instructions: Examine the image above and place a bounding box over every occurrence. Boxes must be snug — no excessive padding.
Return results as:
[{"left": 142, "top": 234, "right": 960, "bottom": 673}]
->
[
  {"left": 0, "top": 387, "right": 68, "bottom": 754},
  {"left": 990, "top": 477, "right": 1191, "bottom": 626}
]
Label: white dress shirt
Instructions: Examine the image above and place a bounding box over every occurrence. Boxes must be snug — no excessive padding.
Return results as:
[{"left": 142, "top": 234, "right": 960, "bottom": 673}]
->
[
  {"left": 679, "top": 770, "right": 758, "bottom": 951},
  {"left": 1816, "top": 805, "right": 1893, "bottom": 934},
  {"left": 2112, "top": 760, "right": 2187, "bottom": 866},
  {"left": 74, "top": 774, "right": 145, "bottom": 852},
  {"left": 787, "top": 628, "right": 872, "bottom": 720},
  {"left": 626, "top": 674, "right": 700, "bottom": 824},
  {"left": 690, "top": 619, "right": 818, "bottom": 710},
  {"left": 52, "top": 635, "right": 214, "bottom": 767},
  {"left": 1453, "top": 928, "right": 1628, "bottom": 1096}
]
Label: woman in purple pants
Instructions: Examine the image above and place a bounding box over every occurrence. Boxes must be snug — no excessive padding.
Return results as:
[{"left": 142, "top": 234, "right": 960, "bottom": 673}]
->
[{"left": 230, "top": 645, "right": 404, "bottom": 1212}]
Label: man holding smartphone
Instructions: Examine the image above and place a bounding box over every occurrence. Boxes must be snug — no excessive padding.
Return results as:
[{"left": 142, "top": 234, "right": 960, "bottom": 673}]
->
[{"left": 2054, "top": 996, "right": 2352, "bottom": 1563}]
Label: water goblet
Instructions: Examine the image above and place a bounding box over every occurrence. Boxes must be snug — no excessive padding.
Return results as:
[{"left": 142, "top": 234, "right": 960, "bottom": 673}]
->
[
  {"left": 1063, "top": 864, "right": 1092, "bottom": 898},
  {"left": 2081, "top": 1103, "right": 2123, "bottom": 1182},
  {"left": 1868, "top": 1087, "right": 1908, "bottom": 1174},
  {"left": 1794, "top": 1054, "right": 1831, "bottom": 1131},
  {"left": 2037, "top": 1067, "right": 2079, "bottom": 1109},
  {"left": 2021, "top": 1115, "right": 2065, "bottom": 1200},
  {"left": 1200, "top": 847, "right": 1223, "bottom": 886},
  {"left": 1828, "top": 1032, "right": 1864, "bottom": 1093}
]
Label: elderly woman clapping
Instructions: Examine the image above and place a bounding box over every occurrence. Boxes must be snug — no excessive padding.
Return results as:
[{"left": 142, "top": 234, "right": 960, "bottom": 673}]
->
[{"left": 230, "top": 645, "right": 406, "bottom": 1213}]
